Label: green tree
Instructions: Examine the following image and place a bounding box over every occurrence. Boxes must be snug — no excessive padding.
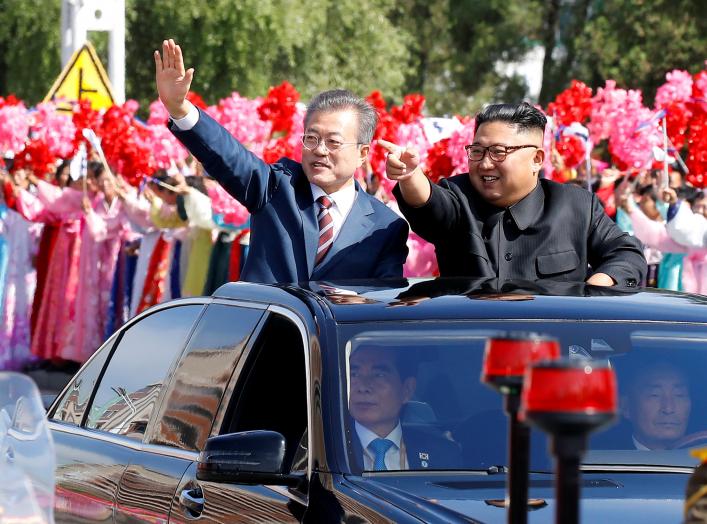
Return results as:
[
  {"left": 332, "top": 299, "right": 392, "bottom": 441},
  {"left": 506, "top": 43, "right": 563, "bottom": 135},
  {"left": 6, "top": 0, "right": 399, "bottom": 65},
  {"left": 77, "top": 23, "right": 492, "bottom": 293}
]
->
[
  {"left": 0, "top": 0, "right": 61, "bottom": 103},
  {"left": 390, "top": 0, "right": 545, "bottom": 116},
  {"left": 540, "top": 0, "right": 706, "bottom": 105},
  {"left": 126, "top": 0, "right": 411, "bottom": 112}
]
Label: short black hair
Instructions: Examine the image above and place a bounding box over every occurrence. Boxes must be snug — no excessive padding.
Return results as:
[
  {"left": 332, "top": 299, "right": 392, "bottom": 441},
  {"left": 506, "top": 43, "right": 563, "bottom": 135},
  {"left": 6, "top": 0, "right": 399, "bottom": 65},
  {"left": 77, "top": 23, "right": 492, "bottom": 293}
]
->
[
  {"left": 54, "top": 159, "right": 71, "bottom": 186},
  {"left": 619, "top": 357, "right": 690, "bottom": 396},
  {"left": 351, "top": 345, "right": 418, "bottom": 381},
  {"left": 475, "top": 102, "right": 547, "bottom": 134},
  {"left": 151, "top": 169, "right": 177, "bottom": 193},
  {"left": 87, "top": 160, "right": 104, "bottom": 178},
  {"left": 637, "top": 184, "right": 658, "bottom": 202}
]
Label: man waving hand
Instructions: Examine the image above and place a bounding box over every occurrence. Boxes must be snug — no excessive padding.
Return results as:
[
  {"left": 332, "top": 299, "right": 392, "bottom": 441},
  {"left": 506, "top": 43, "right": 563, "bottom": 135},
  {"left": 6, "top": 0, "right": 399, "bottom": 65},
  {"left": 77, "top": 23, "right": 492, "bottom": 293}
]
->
[{"left": 155, "top": 39, "right": 408, "bottom": 284}]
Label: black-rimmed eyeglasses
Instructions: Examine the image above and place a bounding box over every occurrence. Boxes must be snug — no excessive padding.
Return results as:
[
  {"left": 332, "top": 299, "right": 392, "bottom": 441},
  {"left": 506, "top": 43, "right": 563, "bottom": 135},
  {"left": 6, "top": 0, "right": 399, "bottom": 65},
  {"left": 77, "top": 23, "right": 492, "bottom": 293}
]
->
[{"left": 465, "top": 144, "right": 539, "bottom": 162}]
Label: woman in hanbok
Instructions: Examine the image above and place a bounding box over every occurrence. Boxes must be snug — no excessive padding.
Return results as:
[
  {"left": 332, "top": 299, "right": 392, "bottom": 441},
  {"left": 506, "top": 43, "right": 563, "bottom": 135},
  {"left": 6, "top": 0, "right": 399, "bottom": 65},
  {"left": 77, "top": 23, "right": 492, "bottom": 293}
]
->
[
  {"left": 61, "top": 169, "right": 132, "bottom": 363},
  {"left": 15, "top": 170, "right": 100, "bottom": 364},
  {"left": 0, "top": 177, "right": 39, "bottom": 370}
]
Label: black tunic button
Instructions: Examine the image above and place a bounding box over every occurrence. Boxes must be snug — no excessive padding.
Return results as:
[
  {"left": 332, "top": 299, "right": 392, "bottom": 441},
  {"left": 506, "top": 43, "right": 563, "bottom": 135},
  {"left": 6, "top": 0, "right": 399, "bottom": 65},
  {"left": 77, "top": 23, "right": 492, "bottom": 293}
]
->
[{"left": 504, "top": 252, "right": 513, "bottom": 261}]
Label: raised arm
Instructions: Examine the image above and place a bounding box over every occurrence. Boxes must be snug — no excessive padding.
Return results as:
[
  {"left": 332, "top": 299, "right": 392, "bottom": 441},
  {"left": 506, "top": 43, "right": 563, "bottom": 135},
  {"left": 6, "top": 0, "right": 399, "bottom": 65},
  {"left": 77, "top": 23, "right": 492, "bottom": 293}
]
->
[
  {"left": 154, "top": 39, "right": 193, "bottom": 120},
  {"left": 380, "top": 139, "right": 430, "bottom": 207},
  {"left": 156, "top": 39, "right": 278, "bottom": 214}
]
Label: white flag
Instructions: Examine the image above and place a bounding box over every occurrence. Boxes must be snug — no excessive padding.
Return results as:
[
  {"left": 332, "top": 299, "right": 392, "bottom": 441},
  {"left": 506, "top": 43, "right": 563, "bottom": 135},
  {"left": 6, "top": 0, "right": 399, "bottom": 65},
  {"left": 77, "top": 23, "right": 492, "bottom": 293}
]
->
[
  {"left": 69, "top": 143, "right": 87, "bottom": 181},
  {"left": 82, "top": 128, "right": 105, "bottom": 159}
]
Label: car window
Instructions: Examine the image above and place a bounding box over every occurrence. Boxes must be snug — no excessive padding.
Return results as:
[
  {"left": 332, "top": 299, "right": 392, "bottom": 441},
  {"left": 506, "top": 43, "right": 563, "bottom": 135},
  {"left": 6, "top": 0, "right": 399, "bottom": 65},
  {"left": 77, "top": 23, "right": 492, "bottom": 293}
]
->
[
  {"left": 149, "top": 303, "right": 265, "bottom": 451},
  {"left": 50, "top": 334, "right": 115, "bottom": 425},
  {"left": 223, "top": 312, "right": 308, "bottom": 472},
  {"left": 85, "top": 305, "right": 204, "bottom": 441},
  {"left": 339, "top": 322, "right": 707, "bottom": 473}
]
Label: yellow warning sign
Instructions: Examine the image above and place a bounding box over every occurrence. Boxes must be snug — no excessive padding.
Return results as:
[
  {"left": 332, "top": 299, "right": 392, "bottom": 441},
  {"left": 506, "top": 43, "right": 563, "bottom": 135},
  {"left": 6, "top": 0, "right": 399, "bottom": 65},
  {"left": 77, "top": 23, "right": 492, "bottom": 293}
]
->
[{"left": 44, "top": 41, "right": 115, "bottom": 112}]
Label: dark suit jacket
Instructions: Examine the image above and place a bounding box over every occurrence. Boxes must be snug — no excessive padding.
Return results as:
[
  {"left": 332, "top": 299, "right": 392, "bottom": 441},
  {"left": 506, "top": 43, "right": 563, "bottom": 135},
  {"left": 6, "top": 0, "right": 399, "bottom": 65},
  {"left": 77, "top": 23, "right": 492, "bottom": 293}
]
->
[
  {"left": 170, "top": 110, "right": 409, "bottom": 283},
  {"left": 350, "top": 424, "right": 462, "bottom": 473},
  {"left": 394, "top": 176, "right": 646, "bottom": 286}
]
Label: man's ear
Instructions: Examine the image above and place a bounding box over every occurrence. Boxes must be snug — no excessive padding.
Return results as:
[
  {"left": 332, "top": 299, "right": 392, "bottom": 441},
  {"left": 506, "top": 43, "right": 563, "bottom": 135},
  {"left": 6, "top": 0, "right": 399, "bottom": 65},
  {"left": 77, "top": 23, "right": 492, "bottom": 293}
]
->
[
  {"left": 358, "top": 144, "right": 370, "bottom": 167},
  {"left": 402, "top": 377, "right": 416, "bottom": 403},
  {"left": 532, "top": 147, "right": 545, "bottom": 174}
]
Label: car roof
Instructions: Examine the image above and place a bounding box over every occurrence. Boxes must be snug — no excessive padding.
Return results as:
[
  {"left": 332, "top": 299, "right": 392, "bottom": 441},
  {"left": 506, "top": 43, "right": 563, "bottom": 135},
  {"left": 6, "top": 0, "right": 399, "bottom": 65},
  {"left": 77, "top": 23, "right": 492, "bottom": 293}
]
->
[{"left": 213, "top": 278, "right": 707, "bottom": 324}]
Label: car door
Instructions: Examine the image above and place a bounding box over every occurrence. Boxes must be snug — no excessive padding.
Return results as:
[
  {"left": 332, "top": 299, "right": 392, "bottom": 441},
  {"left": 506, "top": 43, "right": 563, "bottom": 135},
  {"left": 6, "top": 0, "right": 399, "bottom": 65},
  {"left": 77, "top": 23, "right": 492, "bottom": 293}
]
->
[
  {"left": 115, "top": 301, "right": 266, "bottom": 523},
  {"left": 169, "top": 309, "right": 310, "bottom": 523},
  {"left": 49, "top": 302, "right": 205, "bottom": 523}
]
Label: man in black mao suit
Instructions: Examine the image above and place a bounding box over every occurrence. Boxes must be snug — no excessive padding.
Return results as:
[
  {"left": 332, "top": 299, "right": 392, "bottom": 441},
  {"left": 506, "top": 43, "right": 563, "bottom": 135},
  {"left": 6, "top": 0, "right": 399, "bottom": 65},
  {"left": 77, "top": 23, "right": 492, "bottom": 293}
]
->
[
  {"left": 382, "top": 102, "right": 646, "bottom": 287},
  {"left": 155, "top": 39, "right": 408, "bottom": 283},
  {"left": 347, "top": 345, "right": 461, "bottom": 472}
]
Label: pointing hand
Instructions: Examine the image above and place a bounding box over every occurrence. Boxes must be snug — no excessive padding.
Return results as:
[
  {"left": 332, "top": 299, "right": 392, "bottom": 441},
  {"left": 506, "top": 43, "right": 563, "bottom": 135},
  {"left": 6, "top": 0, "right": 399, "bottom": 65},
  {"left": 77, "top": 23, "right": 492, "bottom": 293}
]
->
[{"left": 378, "top": 139, "right": 421, "bottom": 182}]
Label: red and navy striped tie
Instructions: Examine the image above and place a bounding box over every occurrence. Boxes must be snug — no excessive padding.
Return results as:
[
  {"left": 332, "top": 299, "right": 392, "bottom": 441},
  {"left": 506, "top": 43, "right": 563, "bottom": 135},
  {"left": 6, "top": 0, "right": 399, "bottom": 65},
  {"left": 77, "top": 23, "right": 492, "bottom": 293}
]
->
[{"left": 315, "top": 196, "right": 334, "bottom": 266}]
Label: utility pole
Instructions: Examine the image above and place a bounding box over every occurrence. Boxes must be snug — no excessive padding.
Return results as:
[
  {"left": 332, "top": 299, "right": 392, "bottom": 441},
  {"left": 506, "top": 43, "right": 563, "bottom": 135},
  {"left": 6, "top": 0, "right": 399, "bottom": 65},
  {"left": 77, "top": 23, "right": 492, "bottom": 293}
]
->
[{"left": 60, "top": 0, "right": 125, "bottom": 104}]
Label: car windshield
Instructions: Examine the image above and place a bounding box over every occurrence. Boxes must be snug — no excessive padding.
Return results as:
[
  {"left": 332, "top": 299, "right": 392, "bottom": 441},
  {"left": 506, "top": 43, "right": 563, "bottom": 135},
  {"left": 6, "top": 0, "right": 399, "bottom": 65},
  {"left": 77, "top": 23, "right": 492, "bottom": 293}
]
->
[{"left": 339, "top": 320, "right": 707, "bottom": 473}]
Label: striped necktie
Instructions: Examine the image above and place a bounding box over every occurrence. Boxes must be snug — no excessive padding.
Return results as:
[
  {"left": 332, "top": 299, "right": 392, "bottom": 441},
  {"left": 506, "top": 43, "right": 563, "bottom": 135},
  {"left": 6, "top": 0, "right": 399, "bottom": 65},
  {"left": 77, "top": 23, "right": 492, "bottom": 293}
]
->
[{"left": 315, "top": 195, "right": 334, "bottom": 266}]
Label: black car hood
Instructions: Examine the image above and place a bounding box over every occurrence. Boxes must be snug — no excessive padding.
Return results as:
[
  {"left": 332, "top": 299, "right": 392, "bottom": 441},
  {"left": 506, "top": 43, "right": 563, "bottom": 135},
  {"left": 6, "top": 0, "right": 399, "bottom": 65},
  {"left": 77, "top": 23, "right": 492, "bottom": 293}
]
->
[{"left": 345, "top": 471, "right": 687, "bottom": 523}]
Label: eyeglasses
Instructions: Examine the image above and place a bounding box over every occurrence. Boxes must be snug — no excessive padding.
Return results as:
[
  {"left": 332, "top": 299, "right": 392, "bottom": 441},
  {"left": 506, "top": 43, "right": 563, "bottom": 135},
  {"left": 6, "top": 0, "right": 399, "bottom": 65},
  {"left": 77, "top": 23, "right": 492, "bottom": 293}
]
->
[
  {"left": 301, "top": 134, "right": 361, "bottom": 153},
  {"left": 465, "top": 144, "right": 539, "bottom": 162}
]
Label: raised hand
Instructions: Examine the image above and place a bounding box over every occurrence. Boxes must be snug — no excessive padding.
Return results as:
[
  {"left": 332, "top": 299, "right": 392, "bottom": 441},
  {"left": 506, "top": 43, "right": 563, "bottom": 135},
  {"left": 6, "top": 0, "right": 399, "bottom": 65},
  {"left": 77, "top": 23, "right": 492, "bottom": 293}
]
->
[
  {"left": 154, "top": 39, "right": 194, "bottom": 119},
  {"left": 660, "top": 187, "right": 678, "bottom": 205},
  {"left": 378, "top": 139, "right": 421, "bottom": 181}
]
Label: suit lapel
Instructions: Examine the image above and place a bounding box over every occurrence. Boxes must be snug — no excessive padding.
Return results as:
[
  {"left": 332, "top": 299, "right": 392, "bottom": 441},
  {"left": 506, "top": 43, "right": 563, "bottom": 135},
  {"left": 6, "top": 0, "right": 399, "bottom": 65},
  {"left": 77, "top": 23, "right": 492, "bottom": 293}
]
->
[
  {"left": 402, "top": 427, "right": 430, "bottom": 469},
  {"left": 294, "top": 172, "right": 320, "bottom": 276},
  {"left": 313, "top": 184, "right": 375, "bottom": 278}
]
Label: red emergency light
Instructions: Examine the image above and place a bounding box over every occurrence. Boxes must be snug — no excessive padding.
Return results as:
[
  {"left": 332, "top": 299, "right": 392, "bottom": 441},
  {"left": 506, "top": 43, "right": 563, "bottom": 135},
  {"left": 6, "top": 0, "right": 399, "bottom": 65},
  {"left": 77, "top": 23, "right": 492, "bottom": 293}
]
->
[
  {"left": 520, "top": 359, "right": 617, "bottom": 429},
  {"left": 482, "top": 333, "right": 561, "bottom": 390}
]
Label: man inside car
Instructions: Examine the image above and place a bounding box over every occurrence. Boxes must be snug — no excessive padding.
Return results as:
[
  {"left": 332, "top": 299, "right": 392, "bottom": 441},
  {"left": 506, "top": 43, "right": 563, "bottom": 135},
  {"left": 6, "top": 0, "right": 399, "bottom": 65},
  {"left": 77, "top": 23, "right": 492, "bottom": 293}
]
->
[
  {"left": 621, "top": 360, "right": 691, "bottom": 450},
  {"left": 348, "top": 345, "right": 461, "bottom": 471}
]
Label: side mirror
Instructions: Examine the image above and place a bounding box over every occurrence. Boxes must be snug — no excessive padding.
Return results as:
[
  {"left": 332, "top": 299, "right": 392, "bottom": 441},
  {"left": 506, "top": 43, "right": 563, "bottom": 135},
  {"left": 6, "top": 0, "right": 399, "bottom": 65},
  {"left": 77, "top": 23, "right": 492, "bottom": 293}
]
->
[{"left": 197, "top": 430, "right": 303, "bottom": 487}]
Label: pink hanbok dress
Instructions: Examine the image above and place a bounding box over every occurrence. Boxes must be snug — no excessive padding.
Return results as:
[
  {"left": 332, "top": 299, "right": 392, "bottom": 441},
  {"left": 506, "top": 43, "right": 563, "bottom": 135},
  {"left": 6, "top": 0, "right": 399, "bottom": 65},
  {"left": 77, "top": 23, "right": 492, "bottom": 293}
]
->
[
  {"left": 16, "top": 181, "right": 93, "bottom": 362},
  {"left": 61, "top": 196, "right": 131, "bottom": 363},
  {"left": 0, "top": 203, "right": 38, "bottom": 369}
]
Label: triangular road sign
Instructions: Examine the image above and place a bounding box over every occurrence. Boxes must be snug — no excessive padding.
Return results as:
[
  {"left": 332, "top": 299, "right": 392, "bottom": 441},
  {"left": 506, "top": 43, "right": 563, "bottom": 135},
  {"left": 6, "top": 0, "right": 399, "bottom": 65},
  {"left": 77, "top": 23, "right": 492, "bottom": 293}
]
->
[{"left": 44, "top": 41, "right": 115, "bottom": 112}]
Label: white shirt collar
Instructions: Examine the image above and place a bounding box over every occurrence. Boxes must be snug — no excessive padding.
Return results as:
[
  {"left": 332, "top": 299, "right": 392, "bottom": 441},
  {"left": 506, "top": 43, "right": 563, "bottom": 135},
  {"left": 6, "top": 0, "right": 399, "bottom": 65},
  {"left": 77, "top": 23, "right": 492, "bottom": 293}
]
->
[
  {"left": 632, "top": 435, "right": 651, "bottom": 451},
  {"left": 310, "top": 181, "right": 357, "bottom": 218},
  {"left": 355, "top": 420, "right": 403, "bottom": 451}
]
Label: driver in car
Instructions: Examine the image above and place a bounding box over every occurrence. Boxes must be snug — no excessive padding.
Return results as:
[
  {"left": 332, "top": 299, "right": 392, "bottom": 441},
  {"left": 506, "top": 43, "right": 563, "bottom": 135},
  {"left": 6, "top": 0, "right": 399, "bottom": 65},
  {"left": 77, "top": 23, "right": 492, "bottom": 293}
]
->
[
  {"left": 348, "top": 345, "right": 461, "bottom": 471},
  {"left": 621, "top": 360, "right": 691, "bottom": 450}
]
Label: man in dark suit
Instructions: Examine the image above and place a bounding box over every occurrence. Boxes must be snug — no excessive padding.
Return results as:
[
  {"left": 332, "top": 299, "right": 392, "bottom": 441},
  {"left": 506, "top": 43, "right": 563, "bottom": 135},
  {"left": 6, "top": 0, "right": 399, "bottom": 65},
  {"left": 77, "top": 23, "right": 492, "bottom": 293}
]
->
[
  {"left": 348, "top": 344, "right": 461, "bottom": 471},
  {"left": 155, "top": 39, "right": 408, "bottom": 283},
  {"left": 382, "top": 102, "right": 646, "bottom": 287}
]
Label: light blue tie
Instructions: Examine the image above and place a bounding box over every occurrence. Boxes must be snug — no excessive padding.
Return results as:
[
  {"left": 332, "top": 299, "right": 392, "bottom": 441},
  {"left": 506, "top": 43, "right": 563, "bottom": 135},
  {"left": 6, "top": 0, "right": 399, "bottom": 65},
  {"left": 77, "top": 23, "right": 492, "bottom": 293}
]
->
[{"left": 369, "top": 438, "right": 394, "bottom": 471}]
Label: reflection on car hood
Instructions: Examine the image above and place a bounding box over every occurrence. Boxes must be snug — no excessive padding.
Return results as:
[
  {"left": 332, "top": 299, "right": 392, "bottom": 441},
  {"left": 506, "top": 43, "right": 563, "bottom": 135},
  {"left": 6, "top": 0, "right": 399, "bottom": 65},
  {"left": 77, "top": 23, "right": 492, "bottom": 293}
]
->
[{"left": 346, "top": 472, "right": 687, "bottom": 523}]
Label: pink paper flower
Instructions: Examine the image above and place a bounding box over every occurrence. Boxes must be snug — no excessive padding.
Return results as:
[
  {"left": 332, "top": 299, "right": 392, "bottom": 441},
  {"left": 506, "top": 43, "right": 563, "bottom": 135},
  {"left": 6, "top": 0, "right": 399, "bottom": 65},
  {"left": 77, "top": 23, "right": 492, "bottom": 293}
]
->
[
  {"left": 447, "top": 120, "right": 476, "bottom": 175},
  {"left": 210, "top": 92, "right": 272, "bottom": 160},
  {"left": 0, "top": 102, "right": 29, "bottom": 155},
  {"left": 207, "top": 182, "right": 249, "bottom": 226},
  {"left": 30, "top": 102, "right": 77, "bottom": 158}
]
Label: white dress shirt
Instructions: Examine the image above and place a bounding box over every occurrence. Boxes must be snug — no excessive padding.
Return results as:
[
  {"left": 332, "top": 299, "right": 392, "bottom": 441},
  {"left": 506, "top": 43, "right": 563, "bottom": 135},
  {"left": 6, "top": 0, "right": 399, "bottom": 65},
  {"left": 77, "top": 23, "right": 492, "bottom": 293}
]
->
[
  {"left": 355, "top": 421, "right": 405, "bottom": 471},
  {"left": 170, "top": 101, "right": 200, "bottom": 130}
]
